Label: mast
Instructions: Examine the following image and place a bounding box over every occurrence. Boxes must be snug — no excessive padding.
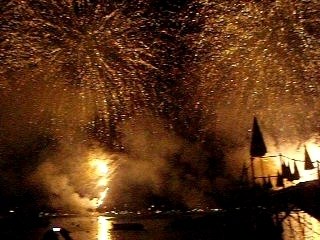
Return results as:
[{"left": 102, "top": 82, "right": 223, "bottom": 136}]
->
[
  {"left": 250, "top": 117, "right": 267, "bottom": 184},
  {"left": 250, "top": 156, "right": 255, "bottom": 184},
  {"left": 318, "top": 161, "right": 320, "bottom": 181}
]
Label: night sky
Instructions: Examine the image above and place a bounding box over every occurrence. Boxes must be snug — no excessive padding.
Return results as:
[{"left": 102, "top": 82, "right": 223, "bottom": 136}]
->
[{"left": 0, "top": 0, "right": 319, "bottom": 212}]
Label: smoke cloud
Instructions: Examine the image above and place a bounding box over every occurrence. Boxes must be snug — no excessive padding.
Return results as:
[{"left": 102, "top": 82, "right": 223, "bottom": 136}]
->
[
  {"left": 103, "top": 114, "right": 218, "bottom": 209},
  {"left": 1, "top": 0, "right": 318, "bottom": 212}
]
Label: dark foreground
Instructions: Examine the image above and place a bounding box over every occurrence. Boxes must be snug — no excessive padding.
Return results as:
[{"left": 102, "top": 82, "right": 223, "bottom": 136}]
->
[{"left": 0, "top": 208, "right": 284, "bottom": 240}]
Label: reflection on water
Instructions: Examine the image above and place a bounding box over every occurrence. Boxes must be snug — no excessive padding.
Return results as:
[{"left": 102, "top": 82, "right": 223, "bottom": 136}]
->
[
  {"left": 42, "top": 211, "right": 320, "bottom": 240},
  {"left": 283, "top": 211, "right": 320, "bottom": 240},
  {"left": 97, "top": 216, "right": 112, "bottom": 240}
]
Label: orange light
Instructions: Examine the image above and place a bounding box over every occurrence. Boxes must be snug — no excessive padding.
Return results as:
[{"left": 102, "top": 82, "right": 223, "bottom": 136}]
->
[
  {"left": 89, "top": 156, "right": 112, "bottom": 208},
  {"left": 91, "top": 159, "right": 109, "bottom": 175},
  {"left": 266, "top": 139, "right": 320, "bottom": 184}
]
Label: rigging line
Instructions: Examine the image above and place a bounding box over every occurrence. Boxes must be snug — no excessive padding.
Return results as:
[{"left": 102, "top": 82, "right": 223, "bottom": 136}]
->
[
  {"left": 281, "top": 154, "right": 319, "bottom": 164},
  {"left": 258, "top": 155, "right": 319, "bottom": 165},
  {"left": 261, "top": 155, "right": 279, "bottom": 158}
]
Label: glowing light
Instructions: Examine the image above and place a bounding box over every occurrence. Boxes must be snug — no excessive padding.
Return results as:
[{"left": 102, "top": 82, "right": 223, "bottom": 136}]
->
[
  {"left": 262, "top": 138, "right": 320, "bottom": 186},
  {"left": 1, "top": 0, "right": 318, "bottom": 211},
  {"left": 98, "top": 178, "right": 108, "bottom": 187},
  {"left": 97, "top": 188, "right": 109, "bottom": 207},
  {"left": 283, "top": 211, "right": 320, "bottom": 239},
  {"left": 97, "top": 216, "right": 113, "bottom": 240},
  {"left": 0, "top": 0, "right": 163, "bottom": 149},
  {"left": 91, "top": 159, "right": 109, "bottom": 176},
  {"left": 306, "top": 142, "right": 320, "bottom": 163},
  {"left": 193, "top": 0, "right": 319, "bottom": 151},
  {"left": 293, "top": 141, "right": 320, "bottom": 183},
  {"left": 89, "top": 156, "right": 112, "bottom": 208}
]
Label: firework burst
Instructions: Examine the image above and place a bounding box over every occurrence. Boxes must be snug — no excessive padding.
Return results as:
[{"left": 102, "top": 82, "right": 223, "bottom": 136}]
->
[
  {"left": 1, "top": 0, "right": 163, "bottom": 146},
  {"left": 190, "top": 0, "right": 320, "bottom": 143}
]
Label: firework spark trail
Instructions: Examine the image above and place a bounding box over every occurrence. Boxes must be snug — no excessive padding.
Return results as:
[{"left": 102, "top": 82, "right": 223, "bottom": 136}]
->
[
  {"left": 1, "top": 1, "right": 208, "bottom": 150},
  {"left": 1, "top": 0, "right": 319, "bottom": 144},
  {"left": 89, "top": 156, "right": 112, "bottom": 207},
  {"left": 189, "top": 0, "right": 320, "bottom": 146},
  {"left": 0, "top": 0, "right": 164, "bottom": 146},
  {"left": 1, "top": 0, "right": 319, "bottom": 210},
  {"left": 1, "top": 1, "right": 205, "bottom": 210}
]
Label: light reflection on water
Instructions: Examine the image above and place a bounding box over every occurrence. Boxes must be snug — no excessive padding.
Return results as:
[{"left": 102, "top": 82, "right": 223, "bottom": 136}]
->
[
  {"left": 47, "top": 211, "right": 320, "bottom": 240},
  {"left": 282, "top": 211, "right": 320, "bottom": 240},
  {"left": 97, "top": 216, "right": 112, "bottom": 240},
  {"left": 95, "top": 212, "right": 320, "bottom": 240}
]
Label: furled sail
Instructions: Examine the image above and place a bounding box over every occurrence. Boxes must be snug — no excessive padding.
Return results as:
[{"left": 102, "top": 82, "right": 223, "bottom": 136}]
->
[
  {"left": 287, "top": 167, "right": 295, "bottom": 182},
  {"left": 267, "top": 175, "right": 273, "bottom": 189},
  {"left": 304, "top": 145, "right": 315, "bottom": 170},
  {"left": 292, "top": 161, "right": 300, "bottom": 180},
  {"left": 250, "top": 117, "right": 267, "bottom": 157},
  {"left": 282, "top": 161, "right": 293, "bottom": 181},
  {"left": 276, "top": 171, "right": 284, "bottom": 187},
  {"left": 281, "top": 162, "right": 287, "bottom": 178}
]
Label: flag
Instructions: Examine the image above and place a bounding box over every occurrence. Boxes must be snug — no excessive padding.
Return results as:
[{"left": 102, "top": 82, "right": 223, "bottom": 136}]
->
[{"left": 250, "top": 117, "right": 267, "bottom": 157}]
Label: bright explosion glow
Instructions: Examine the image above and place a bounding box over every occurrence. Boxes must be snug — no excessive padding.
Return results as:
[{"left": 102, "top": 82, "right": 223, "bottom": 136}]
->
[
  {"left": 262, "top": 138, "right": 320, "bottom": 186},
  {"left": 283, "top": 141, "right": 320, "bottom": 183},
  {"left": 90, "top": 157, "right": 111, "bottom": 208}
]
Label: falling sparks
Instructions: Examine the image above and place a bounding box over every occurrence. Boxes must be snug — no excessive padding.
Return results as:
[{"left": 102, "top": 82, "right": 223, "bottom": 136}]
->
[
  {"left": 0, "top": 0, "right": 165, "bottom": 148},
  {"left": 0, "top": 0, "right": 319, "bottom": 210},
  {"left": 0, "top": 0, "right": 206, "bottom": 149},
  {"left": 190, "top": 0, "right": 320, "bottom": 144},
  {"left": 1, "top": 0, "right": 319, "bottom": 145}
]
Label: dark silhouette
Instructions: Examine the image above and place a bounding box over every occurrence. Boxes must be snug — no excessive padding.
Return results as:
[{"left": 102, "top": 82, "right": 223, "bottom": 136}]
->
[
  {"left": 304, "top": 145, "right": 315, "bottom": 170},
  {"left": 276, "top": 171, "right": 284, "bottom": 187},
  {"left": 250, "top": 117, "right": 267, "bottom": 157},
  {"left": 42, "top": 230, "right": 59, "bottom": 240},
  {"left": 293, "top": 161, "right": 300, "bottom": 180}
]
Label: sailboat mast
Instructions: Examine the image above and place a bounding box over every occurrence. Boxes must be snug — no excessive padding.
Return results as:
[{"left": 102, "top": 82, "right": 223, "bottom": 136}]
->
[
  {"left": 260, "top": 157, "right": 265, "bottom": 182},
  {"left": 250, "top": 117, "right": 267, "bottom": 185},
  {"left": 251, "top": 157, "right": 255, "bottom": 184},
  {"left": 318, "top": 161, "right": 320, "bottom": 181}
]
